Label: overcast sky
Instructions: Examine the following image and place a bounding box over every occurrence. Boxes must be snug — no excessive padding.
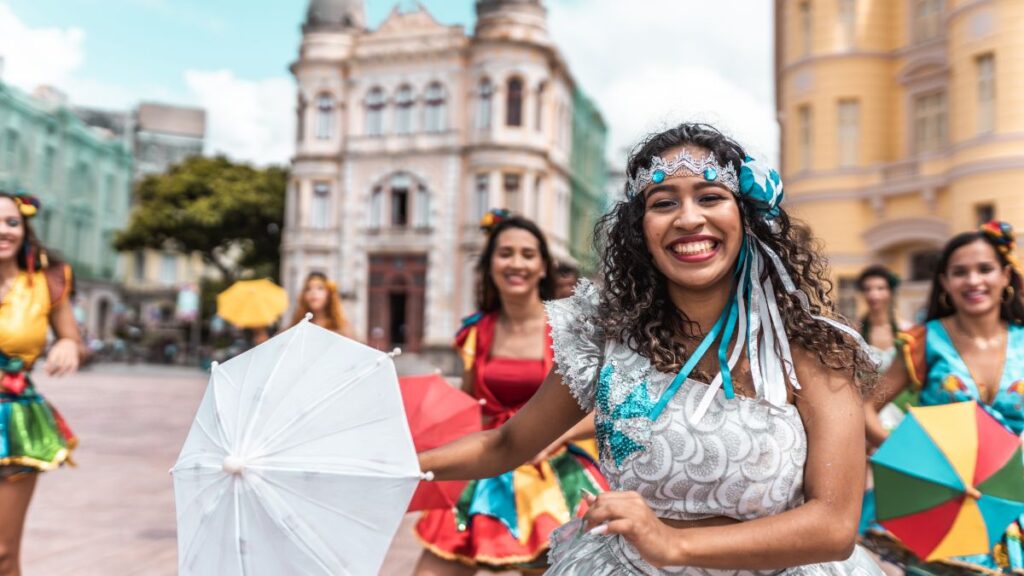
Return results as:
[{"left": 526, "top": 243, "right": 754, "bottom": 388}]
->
[{"left": 0, "top": 0, "right": 777, "bottom": 167}]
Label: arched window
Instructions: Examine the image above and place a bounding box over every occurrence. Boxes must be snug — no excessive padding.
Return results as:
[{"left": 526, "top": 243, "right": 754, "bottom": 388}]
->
[
  {"left": 477, "top": 78, "right": 494, "bottom": 130},
  {"left": 506, "top": 77, "right": 524, "bottom": 127},
  {"left": 535, "top": 81, "right": 546, "bottom": 132},
  {"left": 395, "top": 85, "right": 414, "bottom": 134},
  {"left": 316, "top": 93, "right": 334, "bottom": 140},
  {"left": 365, "top": 87, "right": 386, "bottom": 136},
  {"left": 424, "top": 82, "right": 447, "bottom": 133}
]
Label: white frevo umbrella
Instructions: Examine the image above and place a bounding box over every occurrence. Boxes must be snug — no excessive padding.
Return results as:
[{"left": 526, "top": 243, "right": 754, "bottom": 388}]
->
[{"left": 171, "top": 317, "right": 422, "bottom": 575}]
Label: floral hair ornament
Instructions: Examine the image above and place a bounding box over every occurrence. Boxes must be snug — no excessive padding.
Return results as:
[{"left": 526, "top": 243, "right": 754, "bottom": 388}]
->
[
  {"left": 627, "top": 149, "right": 739, "bottom": 198},
  {"left": 11, "top": 190, "right": 40, "bottom": 218},
  {"left": 479, "top": 208, "right": 511, "bottom": 235},
  {"left": 981, "top": 220, "right": 1023, "bottom": 277},
  {"left": 737, "top": 155, "right": 784, "bottom": 221}
]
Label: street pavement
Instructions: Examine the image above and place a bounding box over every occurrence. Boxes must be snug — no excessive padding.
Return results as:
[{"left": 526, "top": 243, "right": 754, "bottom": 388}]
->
[{"left": 19, "top": 362, "right": 501, "bottom": 576}]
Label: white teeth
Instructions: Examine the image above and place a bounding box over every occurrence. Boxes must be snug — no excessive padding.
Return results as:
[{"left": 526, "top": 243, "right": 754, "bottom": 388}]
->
[{"left": 671, "top": 240, "right": 716, "bottom": 255}]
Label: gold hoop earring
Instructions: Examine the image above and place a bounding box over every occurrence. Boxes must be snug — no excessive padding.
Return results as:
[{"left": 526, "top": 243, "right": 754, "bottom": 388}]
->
[
  {"left": 1003, "top": 285, "right": 1016, "bottom": 304},
  {"left": 940, "top": 292, "right": 953, "bottom": 309}
]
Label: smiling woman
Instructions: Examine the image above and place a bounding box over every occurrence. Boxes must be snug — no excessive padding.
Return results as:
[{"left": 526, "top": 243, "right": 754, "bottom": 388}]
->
[{"left": 415, "top": 123, "right": 886, "bottom": 575}]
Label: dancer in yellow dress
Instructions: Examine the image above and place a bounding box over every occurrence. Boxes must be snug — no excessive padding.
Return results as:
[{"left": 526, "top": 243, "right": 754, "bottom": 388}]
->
[{"left": 0, "top": 191, "right": 82, "bottom": 575}]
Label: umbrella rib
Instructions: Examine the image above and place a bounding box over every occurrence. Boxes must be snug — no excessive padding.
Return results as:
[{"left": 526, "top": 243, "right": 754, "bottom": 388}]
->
[
  {"left": 234, "top": 478, "right": 246, "bottom": 576},
  {"left": 246, "top": 472, "right": 346, "bottom": 575},
  {"left": 246, "top": 359, "right": 387, "bottom": 458},
  {"left": 255, "top": 471, "right": 380, "bottom": 531},
  {"left": 194, "top": 414, "right": 229, "bottom": 454},
  {"left": 250, "top": 414, "right": 391, "bottom": 461},
  {"left": 238, "top": 323, "right": 304, "bottom": 455},
  {"left": 249, "top": 463, "right": 419, "bottom": 480},
  {"left": 180, "top": 479, "right": 233, "bottom": 571},
  {"left": 212, "top": 370, "right": 240, "bottom": 448},
  {"left": 234, "top": 353, "right": 255, "bottom": 448}
]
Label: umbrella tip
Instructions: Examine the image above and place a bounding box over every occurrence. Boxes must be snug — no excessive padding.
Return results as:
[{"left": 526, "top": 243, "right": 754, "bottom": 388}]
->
[
  {"left": 420, "top": 470, "right": 435, "bottom": 481},
  {"left": 304, "top": 312, "right": 313, "bottom": 322},
  {"left": 211, "top": 361, "right": 219, "bottom": 370},
  {"left": 479, "top": 398, "right": 487, "bottom": 406},
  {"left": 389, "top": 348, "right": 402, "bottom": 358}
]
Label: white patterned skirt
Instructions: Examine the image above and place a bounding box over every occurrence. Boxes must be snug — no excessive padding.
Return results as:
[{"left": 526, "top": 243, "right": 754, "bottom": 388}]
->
[{"left": 547, "top": 520, "right": 885, "bottom": 576}]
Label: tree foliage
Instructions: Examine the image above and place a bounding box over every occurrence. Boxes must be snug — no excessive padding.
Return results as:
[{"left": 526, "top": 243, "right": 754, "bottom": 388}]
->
[{"left": 115, "top": 156, "right": 287, "bottom": 284}]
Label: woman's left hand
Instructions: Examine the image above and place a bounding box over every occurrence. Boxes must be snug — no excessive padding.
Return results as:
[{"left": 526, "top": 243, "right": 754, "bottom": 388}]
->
[
  {"left": 582, "top": 491, "right": 680, "bottom": 568},
  {"left": 45, "top": 338, "right": 80, "bottom": 377}
]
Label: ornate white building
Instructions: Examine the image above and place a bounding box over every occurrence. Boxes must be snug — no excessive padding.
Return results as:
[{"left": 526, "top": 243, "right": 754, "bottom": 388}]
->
[{"left": 284, "top": 0, "right": 584, "bottom": 357}]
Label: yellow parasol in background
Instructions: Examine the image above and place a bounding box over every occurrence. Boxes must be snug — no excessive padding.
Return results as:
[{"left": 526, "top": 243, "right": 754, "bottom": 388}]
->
[{"left": 216, "top": 278, "right": 289, "bottom": 328}]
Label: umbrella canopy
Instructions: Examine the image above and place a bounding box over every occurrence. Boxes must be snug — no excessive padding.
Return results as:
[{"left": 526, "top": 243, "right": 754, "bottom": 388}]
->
[
  {"left": 171, "top": 318, "right": 422, "bottom": 575},
  {"left": 399, "top": 373, "right": 481, "bottom": 511},
  {"left": 217, "top": 278, "right": 289, "bottom": 328},
  {"left": 871, "top": 401, "right": 1024, "bottom": 562}
]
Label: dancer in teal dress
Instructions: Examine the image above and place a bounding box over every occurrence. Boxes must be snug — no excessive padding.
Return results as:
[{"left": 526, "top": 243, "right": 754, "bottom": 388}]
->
[{"left": 865, "top": 220, "right": 1024, "bottom": 575}]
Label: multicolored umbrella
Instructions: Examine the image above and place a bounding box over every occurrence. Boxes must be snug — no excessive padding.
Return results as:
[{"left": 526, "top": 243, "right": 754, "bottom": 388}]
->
[
  {"left": 399, "top": 372, "right": 481, "bottom": 511},
  {"left": 871, "top": 401, "right": 1024, "bottom": 561}
]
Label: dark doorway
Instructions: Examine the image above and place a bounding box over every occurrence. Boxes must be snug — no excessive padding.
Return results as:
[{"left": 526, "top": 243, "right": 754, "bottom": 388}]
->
[{"left": 367, "top": 254, "right": 426, "bottom": 352}]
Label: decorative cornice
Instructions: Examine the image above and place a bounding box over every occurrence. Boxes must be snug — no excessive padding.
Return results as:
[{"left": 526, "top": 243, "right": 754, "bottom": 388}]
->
[
  {"left": 862, "top": 217, "right": 949, "bottom": 252},
  {"left": 780, "top": 51, "right": 893, "bottom": 76}
]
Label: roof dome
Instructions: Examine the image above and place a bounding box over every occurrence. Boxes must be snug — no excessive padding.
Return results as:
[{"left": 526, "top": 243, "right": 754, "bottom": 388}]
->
[{"left": 304, "top": 0, "right": 365, "bottom": 31}]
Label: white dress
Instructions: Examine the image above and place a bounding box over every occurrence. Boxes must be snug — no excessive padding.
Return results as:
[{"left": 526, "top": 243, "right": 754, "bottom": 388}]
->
[{"left": 543, "top": 281, "right": 884, "bottom": 575}]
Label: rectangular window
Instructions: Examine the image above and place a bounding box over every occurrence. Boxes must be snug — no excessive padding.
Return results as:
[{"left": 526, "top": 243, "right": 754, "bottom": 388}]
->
[
  {"left": 798, "top": 105, "right": 813, "bottom": 171},
  {"left": 41, "top": 146, "right": 56, "bottom": 188},
  {"left": 837, "top": 99, "right": 860, "bottom": 168},
  {"left": 838, "top": 278, "right": 858, "bottom": 321},
  {"left": 370, "top": 188, "right": 383, "bottom": 229},
  {"left": 838, "top": 0, "right": 856, "bottom": 50},
  {"left": 3, "top": 129, "right": 17, "bottom": 171},
  {"left": 910, "top": 250, "right": 942, "bottom": 282},
  {"left": 913, "top": 91, "right": 947, "bottom": 154},
  {"left": 975, "top": 203, "right": 995, "bottom": 226},
  {"left": 914, "top": 0, "right": 943, "bottom": 43},
  {"left": 391, "top": 187, "right": 409, "bottom": 227},
  {"left": 976, "top": 53, "right": 995, "bottom": 134},
  {"left": 415, "top": 187, "right": 430, "bottom": 228},
  {"left": 160, "top": 253, "right": 177, "bottom": 286},
  {"left": 799, "top": 1, "right": 812, "bottom": 57},
  {"left": 474, "top": 174, "right": 490, "bottom": 221},
  {"left": 134, "top": 250, "right": 146, "bottom": 283},
  {"left": 311, "top": 182, "right": 330, "bottom": 229},
  {"left": 503, "top": 173, "right": 521, "bottom": 212}
]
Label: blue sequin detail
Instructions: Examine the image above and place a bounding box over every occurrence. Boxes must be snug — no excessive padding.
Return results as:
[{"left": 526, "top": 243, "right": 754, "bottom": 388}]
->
[
  {"left": 704, "top": 167, "right": 718, "bottom": 181},
  {"left": 652, "top": 169, "right": 665, "bottom": 184},
  {"left": 596, "top": 364, "right": 653, "bottom": 467}
]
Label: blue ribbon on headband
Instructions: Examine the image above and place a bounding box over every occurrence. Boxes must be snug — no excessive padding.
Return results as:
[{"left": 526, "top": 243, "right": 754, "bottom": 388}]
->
[{"left": 738, "top": 155, "right": 784, "bottom": 220}]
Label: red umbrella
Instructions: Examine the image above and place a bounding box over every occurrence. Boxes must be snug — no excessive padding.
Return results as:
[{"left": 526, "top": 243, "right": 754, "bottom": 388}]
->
[{"left": 400, "top": 372, "right": 482, "bottom": 511}]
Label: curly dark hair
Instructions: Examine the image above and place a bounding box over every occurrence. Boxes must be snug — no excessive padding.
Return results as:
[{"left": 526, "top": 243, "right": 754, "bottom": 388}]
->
[
  {"left": 594, "top": 123, "right": 876, "bottom": 388},
  {"left": 477, "top": 214, "right": 556, "bottom": 313},
  {"left": 925, "top": 231, "right": 1024, "bottom": 324}
]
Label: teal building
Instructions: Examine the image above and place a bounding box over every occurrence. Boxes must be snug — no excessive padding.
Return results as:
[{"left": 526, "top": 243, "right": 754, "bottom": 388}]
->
[
  {"left": 0, "top": 81, "right": 133, "bottom": 339},
  {"left": 568, "top": 88, "right": 609, "bottom": 273}
]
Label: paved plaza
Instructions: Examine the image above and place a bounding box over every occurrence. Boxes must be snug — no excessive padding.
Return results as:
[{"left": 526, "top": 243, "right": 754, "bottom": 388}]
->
[{"left": 20, "top": 362, "right": 487, "bottom": 576}]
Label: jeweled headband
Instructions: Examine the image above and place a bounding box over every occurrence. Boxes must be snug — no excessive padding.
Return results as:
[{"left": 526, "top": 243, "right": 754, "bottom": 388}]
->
[{"left": 628, "top": 149, "right": 739, "bottom": 197}]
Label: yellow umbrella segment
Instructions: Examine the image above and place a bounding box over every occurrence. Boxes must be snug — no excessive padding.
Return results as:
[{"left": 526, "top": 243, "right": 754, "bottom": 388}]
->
[{"left": 216, "top": 278, "right": 289, "bottom": 328}]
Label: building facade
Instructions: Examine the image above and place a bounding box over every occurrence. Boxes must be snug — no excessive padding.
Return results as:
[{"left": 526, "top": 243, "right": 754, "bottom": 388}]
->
[
  {"left": 569, "top": 88, "right": 608, "bottom": 273},
  {"left": 0, "top": 82, "right": 133, "bottom": 340},
  {"left": 284, "top": 0, "right": 606, "bottom": 359},
  {"left": 76, "top": 103, "right": 209, "bottom": 330},
  {"left": 775, "top": 0, "right": 1024, "bottom": 322}
]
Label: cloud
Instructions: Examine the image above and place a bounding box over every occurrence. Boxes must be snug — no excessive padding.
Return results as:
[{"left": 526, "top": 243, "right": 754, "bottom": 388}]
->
[
  {"left": 184, "top": 70, "right": 295, "bottom": 166},
  {"left": 0, "top": 3, "right": 85, "bottom": 90},
  {"left": 548, "top": 0, "right": 778, "bottom": 166}
]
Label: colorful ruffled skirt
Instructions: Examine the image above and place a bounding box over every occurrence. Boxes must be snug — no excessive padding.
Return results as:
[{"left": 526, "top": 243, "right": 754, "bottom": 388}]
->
[
  {"left": 0, "top": 378, "right": 76, "bottom": 479},
  {"left": 415, "top": 440, "right": 608, "bottom": 572}
]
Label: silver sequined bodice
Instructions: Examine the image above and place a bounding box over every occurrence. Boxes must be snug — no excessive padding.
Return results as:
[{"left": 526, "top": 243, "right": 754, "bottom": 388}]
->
[
  {"left": 543, "top": 281, "right": 881, "bottom": 575},
  {"left": 547, "top": 281, "right": 807, "bottom": 522}
]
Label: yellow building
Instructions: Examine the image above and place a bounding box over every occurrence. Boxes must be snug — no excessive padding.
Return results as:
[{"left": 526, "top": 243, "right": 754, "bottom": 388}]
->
[{"left": 775, "top": 0, "right": 1024, "bottom": 322}]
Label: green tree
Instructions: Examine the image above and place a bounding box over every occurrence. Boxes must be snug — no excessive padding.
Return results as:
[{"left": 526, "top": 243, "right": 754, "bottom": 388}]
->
[{"left": 115, "top": 156, "right": 287, "bottom": 284}]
